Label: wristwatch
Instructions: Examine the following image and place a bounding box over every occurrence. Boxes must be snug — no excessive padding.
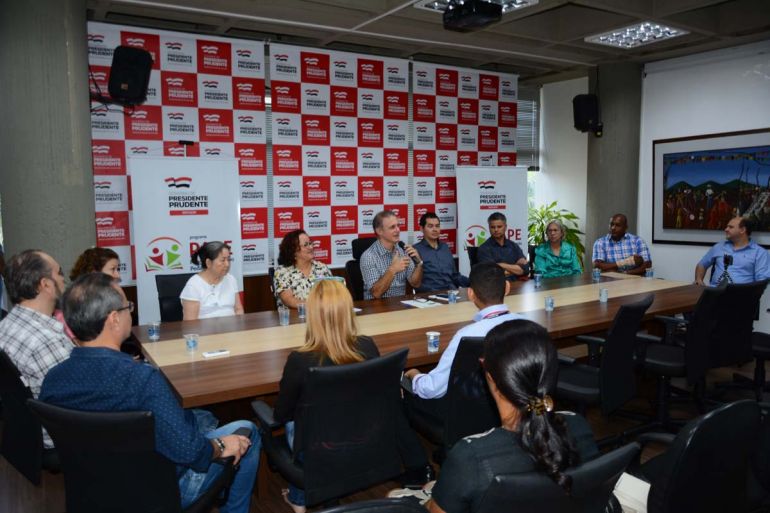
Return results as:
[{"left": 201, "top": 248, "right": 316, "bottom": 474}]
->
[{"left": 214, "top": 437, "right": 226, "bottom": 456}]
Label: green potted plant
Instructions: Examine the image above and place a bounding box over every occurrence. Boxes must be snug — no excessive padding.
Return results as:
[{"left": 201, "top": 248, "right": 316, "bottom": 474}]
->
[{"left": 528, "top": 201, "right": 585, "bottom": 268}]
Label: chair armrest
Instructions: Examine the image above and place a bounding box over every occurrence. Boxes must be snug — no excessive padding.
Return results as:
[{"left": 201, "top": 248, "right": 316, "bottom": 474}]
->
[
  {"left": 251, "top": 400, "right": 281, "bottom": 431},
  {"left": 636, "top": 432, "right": 676, "bottom": 449},
  {"left": 759, "top": 402, "right": 770, "bottom": 416},
  {"left": 655, "top": 315, "right": 688, "bottom": 327},
  {"left": 212, "top": 455, "right": 235, "bottom": 467},
  {"left": 636, "top": 332, "right": 662, "bottom": 344},
  {"left": 558, "top": 353, "right": 577, "bottom": 365},
  {"left": 575, "top": 335, "right": 606, "bottom": 347}
]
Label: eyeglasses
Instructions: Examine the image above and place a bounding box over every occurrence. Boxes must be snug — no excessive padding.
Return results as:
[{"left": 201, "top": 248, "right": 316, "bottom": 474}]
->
[
  {"left": 117, "top": 301, "right": 135, "bottom": 314},
  {"left": 301, "top": 241, "right": 314, "bottom": 248}
]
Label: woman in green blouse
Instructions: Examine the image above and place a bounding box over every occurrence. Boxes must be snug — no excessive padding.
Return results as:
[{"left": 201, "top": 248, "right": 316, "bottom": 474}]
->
[{"left": 534, "top": 220, "right": 582, "bottom": 278}]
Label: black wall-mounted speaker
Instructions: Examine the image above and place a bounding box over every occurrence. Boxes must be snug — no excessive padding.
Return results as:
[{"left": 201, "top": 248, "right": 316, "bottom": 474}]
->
[
  {"left": 108, "top": 46, "right": 153, "bottom": 105},
  {"left": 573, "top": 94, "right": 600, "bottom": 133}
]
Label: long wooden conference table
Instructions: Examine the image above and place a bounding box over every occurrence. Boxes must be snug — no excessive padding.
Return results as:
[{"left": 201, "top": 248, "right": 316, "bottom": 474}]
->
[{"left": 134, "top": 273, "right": 703, "bottom": 408}]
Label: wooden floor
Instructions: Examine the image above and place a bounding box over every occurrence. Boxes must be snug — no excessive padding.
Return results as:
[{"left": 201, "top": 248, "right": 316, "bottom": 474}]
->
[{"left": 1, "top": 360, "right": 765, "bottom": 513}]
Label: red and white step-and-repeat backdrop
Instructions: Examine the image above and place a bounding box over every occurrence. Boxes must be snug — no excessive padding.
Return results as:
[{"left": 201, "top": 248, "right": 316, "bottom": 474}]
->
[
  {"left": 87, "top": 22, "right": 267, "bottom": 284},
  {"left": 268, "top": 43, "right": 409, "bottom": 267},
  {"left": 411, "top": 63, "right": 518, "bottom": 254}
]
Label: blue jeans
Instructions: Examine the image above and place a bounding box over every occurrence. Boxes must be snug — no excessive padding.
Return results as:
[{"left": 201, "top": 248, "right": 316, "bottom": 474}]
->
[
  {"left": 284, "top": 421, "right": 306, "bottom": 507},
  {"left": 178, "top": 420, "right": 261, "bottom": 513}
]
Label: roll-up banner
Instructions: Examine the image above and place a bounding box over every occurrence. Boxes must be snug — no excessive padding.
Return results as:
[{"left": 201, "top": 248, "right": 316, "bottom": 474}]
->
[
  {"left": 456, "top": 166, "right": 528, "bottom": 276},
  {"left": 130, "top": 157, "right": 243, "bottom": 324}
]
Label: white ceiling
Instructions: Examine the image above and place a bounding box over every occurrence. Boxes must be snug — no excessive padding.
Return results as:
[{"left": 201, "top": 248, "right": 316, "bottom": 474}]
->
[{"left": 87, "top": 0, "right": 770, "bottom": 84}]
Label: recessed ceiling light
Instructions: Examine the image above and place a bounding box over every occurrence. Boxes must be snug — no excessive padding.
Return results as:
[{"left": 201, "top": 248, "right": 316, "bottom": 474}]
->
[
  {"left": 585, "top": 22, "right": 688, "bottom": 49},
  {"left": 414, "top": 0, "right": 539, "bottom": 14}
]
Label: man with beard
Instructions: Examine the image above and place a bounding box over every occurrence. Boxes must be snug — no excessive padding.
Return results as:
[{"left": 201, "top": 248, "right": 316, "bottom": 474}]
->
[{"left": 0, "top": 249, "right": 75, "bottom": 447}]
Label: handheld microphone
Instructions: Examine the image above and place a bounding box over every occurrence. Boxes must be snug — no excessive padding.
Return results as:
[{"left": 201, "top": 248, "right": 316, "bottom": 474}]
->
[
  {"left": 398, "top": 241, "right": 421, "bottom": 265},
  {"left": 723, "top": 254, "right": 733, "bottom": 268}
]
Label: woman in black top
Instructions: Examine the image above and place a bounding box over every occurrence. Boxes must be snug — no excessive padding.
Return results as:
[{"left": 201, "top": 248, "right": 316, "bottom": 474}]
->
[
  {"left": 427, "top": 319, "right": 593, "bottom": 513},
  {"left": 275, "top": 279, "right": 429, "bottom": 513}
]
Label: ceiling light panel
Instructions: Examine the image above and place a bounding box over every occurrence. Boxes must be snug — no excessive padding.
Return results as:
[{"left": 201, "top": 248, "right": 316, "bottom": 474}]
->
[{"left": 585, "top": 22, "right": 688, "bottom": 49}]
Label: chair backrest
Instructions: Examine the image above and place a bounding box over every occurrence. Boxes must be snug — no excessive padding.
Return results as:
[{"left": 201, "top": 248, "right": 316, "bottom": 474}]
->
[
  {"left": 155, "top": 272, "right": 195, "bottom": 322},
  {"left": 707, "top": 280, "right": 768, "bottom": 369},
  {"left": 476, "top": 442, "right": 640, "bottom": 513},
  {"left": 599, "top": 293, "right": 654, "bottom": 416},
  {"left": 467, "top": 246, "right": 479, "bottom": 267},
  {"left": 26, "top": 399, "right": 183, "bottom": 513},
  {"left": 346, "top": 238, "right": 377, "bottom": 300},
  {"left": 443, "top": 337, "right": 500, "bottom": 448},
  {"left": 268, "top": 266, "right": 278, "bottom": 309},
  {"left": 646, "top": 399, "right": 760, "bottom": 513},
  {"left": 0, "top": 350, "right": 44, "bottom": 485},
  {"left": 295, "top": 348, "right": 408, "bottom": 506},
  {"left": 316, "top": 498, "right": 428, "bottom": 513},
  {"left": 528, "top": 244, "right": 536, "bottom": 276}
]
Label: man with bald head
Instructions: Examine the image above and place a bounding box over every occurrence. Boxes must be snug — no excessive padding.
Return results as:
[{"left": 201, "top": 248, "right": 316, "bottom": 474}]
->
[
  {"left": 592, "top": 214, "right": 652, "bottom": 276},
  {"left": 695, "top": 216, "right": 770, "bottom": 286}
]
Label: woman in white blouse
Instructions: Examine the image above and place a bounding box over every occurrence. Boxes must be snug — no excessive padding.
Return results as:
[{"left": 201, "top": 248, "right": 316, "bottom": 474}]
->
[{"left": 180, "top": 241, "right": 244, "bottom": 320}]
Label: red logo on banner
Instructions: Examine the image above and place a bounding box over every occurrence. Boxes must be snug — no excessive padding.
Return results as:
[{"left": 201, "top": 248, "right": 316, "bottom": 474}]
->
[
  {"left": 121, "top": 31, "right": 159, "bottom": 69},
  {"left": 436, "top": 124, "right": 457, "bottom": 150},
  {"left": 457, "top": 151, "right": 478, "bottom": 166},
  {"left": 331, "top": 206, "right": 358, "bottom": 234},
  {"left": 91, "top": 140, "right": 126, "bottom": 175},
  {"left": 96, "top": 211, "right": 130, "bottom": 246},
  {"left": 384, "top": 92, "right": 408, "bottom": 120},
  {"left": 199, "top": 109, "right": 233, "bottom": 142},
  {"left": 273, "top": 145, "right": 302, "bottom": 175},
  {"left": 124, "top": 106, "right": 162, "bottom": 140},
  {"left": 301, "top": 51, "right": 330, "bottom": 84},
  {"left": 437, "top": 177, "right": 457, "bottom": 202},
  {"left": 359, "top": 177, "right": 383, "bottom": 204},
  {"left": 498, "top": 153, "right": 517, "bottom": 166},
  {"left": 385, "top": 205, "right": 408, "bottom": 231},
  {"left": 357, "top": 119, "right": 383, "bottom": 147},
  {"left": 478, "top": 126, "right": 498, "bottom": 152},
  {"left": 164, "top": 141, "right": 200, "bottom": 157},
  {"left": 479, "top": 74, "right": 500, "bottom": 100},
  {"left": 414, "top": 205, "right": 431, "bottom": 230},
  {"left": 241, "top": 208, "right": 268, "bottom": 239},
  {"left": 274, "top": 207, "right": 303, "bottom": 237},
  {"left": 303, "top": 176, "right": 331, "bottom": 205},
  {"left": 161, "top": 71, "right": 197, "bottom": 106},
  {"left": 441, "top": 229, "right": 457, "bottom": 254},
  {"left": 498, "top": 102, "right": 517, "bottom": 127},
  {"left": 302, "top": 115, "right": 330, "bottom": 145},
  {"left": 197, "top": 40, "right": 231, "bottom": 75},
  {"left": 330, "top": 86, "right": 357, "bottom": 117},
  {"left": 232, "top": 77, "right": 265, "bottom": 110},
  {"left": 272, "top": 81, "right": 301, "bottom": 113},
  {"left": 331, "top": 148, "right": 357, "bottom": 175},
  {"left": 312, "top": 236, "right": 331, "bottom": 264},
  {"left": 358, "top": 59, "right": 383, "bottom": 89},
  {"left": 413, "top": 94, "right": 436, "bottom": 123},
  {"left": 414, "top": 150, "right": 436, "bottom": 176},
  {"left": 436, "top": 68, "right": 458, "bottom": 96},
  {"left": 89, "top": 65, "right": 111, "bottom": 98},
  {"left": 384, "top": 149, "right": 408, "bottom": 176},
  {"left": 236, "top": 143, "right": 267, "bottom": 175},
  {"left": 459, "top": 98, "right": 479, "bottom": 124}
]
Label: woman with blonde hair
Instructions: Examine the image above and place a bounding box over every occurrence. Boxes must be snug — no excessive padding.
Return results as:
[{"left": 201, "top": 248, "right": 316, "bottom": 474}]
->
[{"left": 274, "top": 279, "right": 431, "bottom": 513}]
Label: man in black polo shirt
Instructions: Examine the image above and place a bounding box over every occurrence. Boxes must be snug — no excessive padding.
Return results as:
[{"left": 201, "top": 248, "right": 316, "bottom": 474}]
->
[{"left": 477, "top": 212, "right": 529, "bottom": 280}]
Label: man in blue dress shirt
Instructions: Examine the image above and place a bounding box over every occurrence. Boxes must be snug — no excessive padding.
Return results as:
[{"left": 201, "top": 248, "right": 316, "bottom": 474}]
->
[
  {"left": 695, "top": 216, "right": 770, "bottom": 286},
  {"left": 414, "top": 212, "right": 469, "bottom": 293},
  {"left": 402, "top": 263, "right": 521, "bottom": 420},
  {"left": 476, "top": 212, "right": 530, "bottom": 280},
  {"left": 40, "top": 274, "right": 260, "bottom": 513}
]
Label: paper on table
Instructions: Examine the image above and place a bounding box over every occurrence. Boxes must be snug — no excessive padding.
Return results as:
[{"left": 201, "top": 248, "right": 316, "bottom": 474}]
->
[
  {"left": 401, "top": 299, "right": 442, "bottom": 308},
  {"left": 613, "top": 472, "right": 649, "bottom": 513},
  {"left": 353, "top": 307, "right": 362, "bottom": 313}
]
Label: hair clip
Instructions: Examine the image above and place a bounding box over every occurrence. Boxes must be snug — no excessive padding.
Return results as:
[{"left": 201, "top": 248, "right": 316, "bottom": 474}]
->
[{"left": 526, "top": 395, "right": 554, "bottom": 416}]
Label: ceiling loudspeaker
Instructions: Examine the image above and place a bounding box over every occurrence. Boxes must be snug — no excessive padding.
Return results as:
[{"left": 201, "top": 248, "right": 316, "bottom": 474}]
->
[
  {"left": 443, "top": 0, "right": 503, "bottom": 31},
  {"left": 108, "top": 46, "right": 153, "bottom": 105},
  {"left": 573, "top": 94, "right": 603, "bottom": 136}
]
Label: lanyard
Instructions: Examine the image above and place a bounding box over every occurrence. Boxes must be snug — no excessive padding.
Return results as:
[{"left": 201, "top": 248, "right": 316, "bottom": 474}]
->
[{"left": 482, "top": 310, "right": 508, "bottom": 320}]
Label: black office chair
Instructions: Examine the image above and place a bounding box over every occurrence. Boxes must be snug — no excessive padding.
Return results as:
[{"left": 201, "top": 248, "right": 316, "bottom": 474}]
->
[
  {"left": 27, "top": 399, "right": 235, "bottom": 513},
  {"left": 476, "top": 442, "right": 639, "bottom": 513},
  {"left": 467, "top": 246, "right": 479, "bottom": 267},
  {"left": 0, "top": 351, "right": 59, "bottom": 485},
  {"left": 268, "top": 265, "right": 278, "bottom": 309},
  {"left": 252, "top": 349, "right": 408, "bottom": 507},
  {"left": 345, "top": 237, "right": 376, "bottom": 300},
  {"left": 316, "top": 499, "right": 428, "bottom": 513},
  {"left": 631, "top": 400, "right": 760, "bottom": 513},
  {"left": 556, "top": 294, "right": 654, "bottom": 441},
  {"left": 528, "top": 244, "right": 537, "bottom": 277},
  {"left": 640, "top": 281, "right": 767, "bottom": 428},
  {"left": 736, "top": 331, "right": 770, "bottom": 401},
  {"left": 405, "top": 337, "right": 500, "bottom": 463},
  {"left": 155, "top": 272, "right": 195, "bottom": 322}
]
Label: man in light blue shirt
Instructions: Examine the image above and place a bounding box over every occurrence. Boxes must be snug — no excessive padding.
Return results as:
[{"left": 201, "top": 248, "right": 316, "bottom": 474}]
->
[
  {"left": 403, "top": 262, "right": 522, "bottom": 420},
  {"left": 695, "top": 216, "right": 770, "bottom": 286}
]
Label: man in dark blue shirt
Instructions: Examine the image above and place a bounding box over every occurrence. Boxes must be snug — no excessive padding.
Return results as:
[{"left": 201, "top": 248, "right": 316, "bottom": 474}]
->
[
  {"left": 477, "top": 212, "right": 529, "bottom": 280},
  {"left": 40, "top": 273, "right": 259, "bottom": 513},
  {"left": 414, "top": 212, "right": 469, "bottom": 292}
]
